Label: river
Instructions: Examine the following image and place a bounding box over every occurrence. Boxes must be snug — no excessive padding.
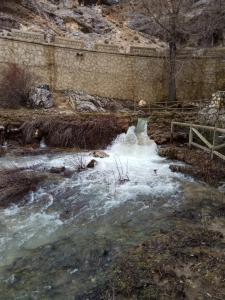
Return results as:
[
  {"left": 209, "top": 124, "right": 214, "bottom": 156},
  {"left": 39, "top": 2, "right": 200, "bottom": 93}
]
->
[{"left": 0, "top": 119, "right": 221, "bottom": 299}]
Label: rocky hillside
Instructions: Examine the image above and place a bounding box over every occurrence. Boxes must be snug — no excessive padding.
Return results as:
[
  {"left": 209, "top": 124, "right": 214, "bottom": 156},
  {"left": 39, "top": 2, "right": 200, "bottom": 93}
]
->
[
  {"left": 0, "top": 0, "right": 160, "bottom": 51},
  {"left": 0, "top": 0, "right": 224, "bottom": 50}
]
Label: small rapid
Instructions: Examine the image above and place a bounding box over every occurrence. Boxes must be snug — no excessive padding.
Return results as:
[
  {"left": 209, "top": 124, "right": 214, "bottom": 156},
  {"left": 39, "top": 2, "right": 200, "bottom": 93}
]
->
[
  {"left": 0, "top": 119, "right": 184, "bottom": 266},
  {"left": 0, "top": 119, "right": 188, "bottom": 297}
]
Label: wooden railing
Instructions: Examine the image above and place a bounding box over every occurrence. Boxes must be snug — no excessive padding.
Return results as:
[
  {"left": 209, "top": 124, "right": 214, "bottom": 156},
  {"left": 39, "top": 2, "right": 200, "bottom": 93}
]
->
[
  {"left": 171, "top": 121, "right": 225, "bottom": 161},
  {"left": 135, "top": 99, "right": 211, "bottom": 115}
]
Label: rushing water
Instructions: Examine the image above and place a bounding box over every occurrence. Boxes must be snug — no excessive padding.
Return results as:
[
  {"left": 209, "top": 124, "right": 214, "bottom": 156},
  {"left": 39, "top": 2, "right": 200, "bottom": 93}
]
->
[{"left": 0, "top": 119, "right": 208, "bottom": 299}]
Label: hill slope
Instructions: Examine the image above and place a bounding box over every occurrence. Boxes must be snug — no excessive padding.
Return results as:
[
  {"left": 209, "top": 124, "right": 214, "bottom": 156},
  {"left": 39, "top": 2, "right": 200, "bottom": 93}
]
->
[{"left": 0, "top": 0, "right": 224, "bottom": 50}]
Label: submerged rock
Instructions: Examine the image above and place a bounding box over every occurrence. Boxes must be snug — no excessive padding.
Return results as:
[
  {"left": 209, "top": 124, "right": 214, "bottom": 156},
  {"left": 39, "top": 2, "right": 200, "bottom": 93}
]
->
[{"left": 28, "top": 85, "right": 54, "bottom": 109}]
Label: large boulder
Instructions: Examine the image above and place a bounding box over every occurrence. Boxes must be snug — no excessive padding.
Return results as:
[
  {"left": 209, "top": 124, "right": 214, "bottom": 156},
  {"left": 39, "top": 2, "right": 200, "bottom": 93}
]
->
[
  {"left": 66, "top": 90, "right": 133, "bottom": 113},
  {"left": 28, "top": 85, "right": 54, "bottom": 109}
]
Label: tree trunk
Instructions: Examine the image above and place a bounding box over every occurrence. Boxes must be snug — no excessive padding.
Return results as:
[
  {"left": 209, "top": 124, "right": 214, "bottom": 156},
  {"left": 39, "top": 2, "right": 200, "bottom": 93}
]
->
[{"left": 169, "top": 40, "right": 177, "bottom": 102}]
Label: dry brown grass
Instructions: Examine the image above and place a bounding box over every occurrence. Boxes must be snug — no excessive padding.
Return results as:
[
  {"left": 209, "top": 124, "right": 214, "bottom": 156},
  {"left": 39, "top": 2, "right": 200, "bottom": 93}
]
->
[{"left": 20, "top": 115, "right": 128, "bottom": 149}]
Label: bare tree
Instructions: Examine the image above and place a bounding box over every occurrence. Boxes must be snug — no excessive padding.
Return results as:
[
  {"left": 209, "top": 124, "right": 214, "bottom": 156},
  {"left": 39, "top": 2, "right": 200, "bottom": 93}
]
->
[
  {"left": 188, "top": 1, "right": 225, "bottom": 47},
  {"left": 131, "top": 0, "right": 225, "bottom": 101},
  {"left": 132, "top": 0, "right": 192, "bottom": 101}
]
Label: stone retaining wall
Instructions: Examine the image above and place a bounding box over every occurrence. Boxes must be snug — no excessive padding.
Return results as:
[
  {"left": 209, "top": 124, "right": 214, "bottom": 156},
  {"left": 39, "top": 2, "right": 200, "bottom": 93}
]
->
[{"left": 0, "top": 31, "right": 225, "bottom": 102}]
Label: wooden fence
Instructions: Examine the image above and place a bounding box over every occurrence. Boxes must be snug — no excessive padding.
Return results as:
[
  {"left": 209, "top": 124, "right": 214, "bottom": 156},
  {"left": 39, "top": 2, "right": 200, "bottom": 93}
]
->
[
  {"left": 171, "top": 121, "right": 225, "bottom": 161},
  {"left": 135, "top": 99, "right": 211, "bottom": 115}
]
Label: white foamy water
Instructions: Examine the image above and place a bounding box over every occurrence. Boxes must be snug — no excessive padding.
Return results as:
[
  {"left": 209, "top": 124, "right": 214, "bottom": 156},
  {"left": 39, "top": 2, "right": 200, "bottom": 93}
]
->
[
  {"left": 0, "top": 207, "right": 63, "bottom": 266},
  {"left": 0, "top": 119, "right": 184, "bottom": 267},
  {"left": 40, "top": 137, "right": 47, "bottom": 149},
  {"left": 78, "top": 124, "right": 182, "bottom": 210}
]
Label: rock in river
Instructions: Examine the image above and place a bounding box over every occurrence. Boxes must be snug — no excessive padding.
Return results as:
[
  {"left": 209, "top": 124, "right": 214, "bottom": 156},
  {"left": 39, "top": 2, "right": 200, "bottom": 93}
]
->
[
  {"left": 87, "top": 159, "right": 97, "bottom": 168},
  {"left": 92, "top": 151, "right": 109, "bottom": 158}
]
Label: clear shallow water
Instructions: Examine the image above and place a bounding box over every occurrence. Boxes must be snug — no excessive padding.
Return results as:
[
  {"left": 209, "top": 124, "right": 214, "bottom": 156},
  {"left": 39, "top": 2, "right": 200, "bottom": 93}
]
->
[{"left": 0, "top": 120, "right": 197, "bottom": 298}]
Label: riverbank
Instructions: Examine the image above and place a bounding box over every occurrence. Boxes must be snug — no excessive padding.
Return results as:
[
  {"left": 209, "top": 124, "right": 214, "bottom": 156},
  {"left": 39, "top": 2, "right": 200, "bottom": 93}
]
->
[
  {"left": 0, "top": 108, "right": 135, "bottom": 153},
  {"left": 159, "top": 145, "right": 225, "bottom": 186},
  {"left": 148, "top": 111, "right": 225, "bottom": 187},
  {"left": 78, "top": 182, "right": 225, "bottom": 300}
]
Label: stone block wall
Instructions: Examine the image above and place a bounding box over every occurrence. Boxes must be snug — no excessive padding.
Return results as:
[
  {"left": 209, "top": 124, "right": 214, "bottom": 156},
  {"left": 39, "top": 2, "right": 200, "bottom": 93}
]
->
[{"left": 0, "top": 32, "right": 225, "bottom": 103}]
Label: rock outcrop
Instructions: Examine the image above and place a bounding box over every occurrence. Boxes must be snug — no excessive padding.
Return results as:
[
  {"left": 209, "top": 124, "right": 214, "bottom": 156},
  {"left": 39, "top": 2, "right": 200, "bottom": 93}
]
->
[
  {"left": 66, "top": 90, "right": 134, "bottom": 113},
  {"left": 28, "top": 85, "right": 54, "bottom": 109}
]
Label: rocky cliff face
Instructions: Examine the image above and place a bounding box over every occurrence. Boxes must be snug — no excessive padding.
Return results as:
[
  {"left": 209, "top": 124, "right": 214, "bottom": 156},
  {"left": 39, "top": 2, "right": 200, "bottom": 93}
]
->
[
  {"left": 0, "top": 1, "right": 224, "bottom": 49},
  {"left": 0, "top": 0, "right": 163, "bottom": 50}
]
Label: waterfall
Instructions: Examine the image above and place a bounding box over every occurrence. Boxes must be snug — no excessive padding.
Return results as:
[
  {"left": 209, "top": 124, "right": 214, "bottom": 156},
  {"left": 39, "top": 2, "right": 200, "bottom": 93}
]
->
[
  {"left": 108, "top": 117, "right": 157, "bottom": 155},
  {"left": 135, "top": 118, "right": 149, "bottom": 134}
]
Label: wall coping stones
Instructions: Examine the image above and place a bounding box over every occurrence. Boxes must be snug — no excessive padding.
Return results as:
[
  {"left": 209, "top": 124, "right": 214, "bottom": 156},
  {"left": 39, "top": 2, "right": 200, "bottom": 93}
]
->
[
  {"left": 130, "top": 46, "right": 157, "bottom": 56},
  {"left": 1, "top": 30, "right": 225, "bottom": 58},
  {"left": 94, "top": 43, "right": 120, "bottom": 53},
  {"left": 204, "top": 48, "right": 225, "bottom": 57},
  {"left": 178, "top": 48, "right": 225, "bottom": 58},
  {"left": 11, "top": 29, "right": 45, "bottom": 43},
  {"left": 54, "top": 36, "right": 85, "bottom": 49}
]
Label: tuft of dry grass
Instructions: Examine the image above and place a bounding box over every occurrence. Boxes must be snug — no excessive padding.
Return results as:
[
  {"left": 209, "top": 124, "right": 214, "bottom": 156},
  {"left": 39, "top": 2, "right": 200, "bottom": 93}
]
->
[{"left": 20, "top": 115, "right": 128, "bottom": 149}]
